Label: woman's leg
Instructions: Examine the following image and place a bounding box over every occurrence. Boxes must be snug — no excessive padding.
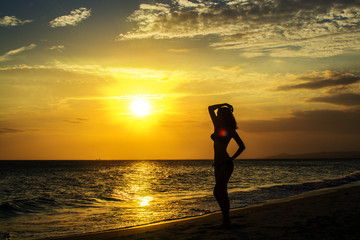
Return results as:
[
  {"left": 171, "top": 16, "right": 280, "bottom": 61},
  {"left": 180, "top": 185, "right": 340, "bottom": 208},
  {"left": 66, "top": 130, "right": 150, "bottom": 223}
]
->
[{"left": 214, "top": 162, "right": 234, "bottom": 225}]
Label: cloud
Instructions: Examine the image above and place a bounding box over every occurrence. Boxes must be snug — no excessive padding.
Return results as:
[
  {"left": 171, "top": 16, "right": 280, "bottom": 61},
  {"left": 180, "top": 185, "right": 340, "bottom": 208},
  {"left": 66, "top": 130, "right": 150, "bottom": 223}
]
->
[
  {"left": 118, "top": 0, "right": 360, "bottom": 57},
  {"left": 0, "top": 64, "right": 47, "bottom": 71},
  {"left": 177, "top": 0, "right": 199, "bottom": 8},
  {"left": 168, "top": 48, "right": 190, "bottom": 52},
  {"left": 61, "top": 94, "right": 165, "bottom": 103},
  {"left": 278, "top": 71, "right": 360, "bottom": 90},
  {"left": 308, "top": 93, "right": 360, "bottom": 106},
  {"left": 215, "top": 33, "right": 360, "bottom": 58},
  {"left": 50, "top": 7, "right": 91, "bottom": 27},
  {"left": 240, "top": 109, "right": 360, "bottom": 134},
  {"left": 213, "top": 65, "right": 242, "bottom": 73},
  {"left": 0, "top": 62, "right": 172, "bottom": 81},
  {"left": 0, "top": 44, "right": 36, "bottom": 62},
  {"left": 173, "top": 71, "right": 270, "bottom": 96},
  {"left": 48, "top": 45, "right": 65, "bottom": 52},
  {"left": 63, "top": 118, "right": 88, "bottom": 124},
  {"left": 0, "top": 128, "right": 24, "bottom": 134},
  {"left": 0, "top": 16, "right": 33, "bottom": 27}
]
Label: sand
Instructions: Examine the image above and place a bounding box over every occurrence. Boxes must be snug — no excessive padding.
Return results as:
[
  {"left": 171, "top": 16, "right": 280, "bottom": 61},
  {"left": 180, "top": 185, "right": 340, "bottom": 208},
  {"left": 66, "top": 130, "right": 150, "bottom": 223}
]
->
[{"left": 49, "top": 182, "right": 360, "bottom": 240}]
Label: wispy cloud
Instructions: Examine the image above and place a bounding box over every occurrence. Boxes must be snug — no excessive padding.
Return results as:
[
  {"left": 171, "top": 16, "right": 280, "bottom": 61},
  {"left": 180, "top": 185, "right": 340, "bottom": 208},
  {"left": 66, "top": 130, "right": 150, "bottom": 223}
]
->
[
  {"left": 49, "top": 61, "right": 174, "bottom": 81},
  {"left": 50, "top": 7, "right": 91, "bottom": 27},
  {"left": 168, "top": 48, "right": 190, "bottom": 52},
  {"left": 63, "top": 118, "right": 88, "bottom": 124},
  {"left": 308, "top": 93, "right": 360, "bottom": 106},
  {"left": 48, "top": 45, "right": 65, "bottom": 53},
  {"left": 0, "top": 64, "right": 47, "bottom": 71},
  {"left": 62, "top": 94, "right": 165, "bottom": 102},
  {"left": 278, "top": 71, "right": 360, "bottom": 90},
  {"left": 0, "top": 16, "right": 33, "bottom": 27},
  {"left": 0, "top": 62, "right": 173, "bottom": 81},
  {"left": 177, "top": 0, "right": 199, "bottom": 8},
  {"left": 118, "top": 0, "right": 360, "bottom": 57},
  {"left": 213, "top": 65, "right": 242, "bottom": 73},
  {"left": 0, "top": 128, "right": 24, "bottom": 134},
  {"left": 0, "top": 44, "right": 36, "bottom": 62},
  {"left": 240, "top": 109, "right": 360, "bottom": 134}
]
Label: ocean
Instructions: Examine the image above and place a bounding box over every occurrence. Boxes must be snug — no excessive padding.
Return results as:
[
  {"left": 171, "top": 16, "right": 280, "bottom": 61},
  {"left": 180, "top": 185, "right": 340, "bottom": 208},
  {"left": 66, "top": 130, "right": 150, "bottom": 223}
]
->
[{"left": 1, "top": 159, "right": 360, "bottom": 240}]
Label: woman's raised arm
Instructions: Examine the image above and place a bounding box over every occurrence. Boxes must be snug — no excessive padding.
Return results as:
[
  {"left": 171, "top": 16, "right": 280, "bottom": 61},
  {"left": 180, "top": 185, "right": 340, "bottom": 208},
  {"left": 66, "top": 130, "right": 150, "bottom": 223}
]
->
[{"left": 208, "top": 103, "right": 233, "bottom": 126}]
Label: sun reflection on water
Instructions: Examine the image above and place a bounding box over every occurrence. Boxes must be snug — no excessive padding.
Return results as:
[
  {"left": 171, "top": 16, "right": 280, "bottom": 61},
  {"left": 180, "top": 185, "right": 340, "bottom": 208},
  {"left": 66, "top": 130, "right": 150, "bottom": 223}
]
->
[
  {"left": 108, "top": 161, "right": 162, "bottom": 223},
  {"left": 139, "top": 196, "right": 153, "bottom": 206}
]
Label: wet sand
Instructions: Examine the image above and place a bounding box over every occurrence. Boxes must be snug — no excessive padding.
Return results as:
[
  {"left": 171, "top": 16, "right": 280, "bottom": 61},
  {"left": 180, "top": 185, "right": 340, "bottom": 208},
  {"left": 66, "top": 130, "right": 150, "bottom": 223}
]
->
[{"left": 50, "top": 182, "right": 360, "bottom": 240}]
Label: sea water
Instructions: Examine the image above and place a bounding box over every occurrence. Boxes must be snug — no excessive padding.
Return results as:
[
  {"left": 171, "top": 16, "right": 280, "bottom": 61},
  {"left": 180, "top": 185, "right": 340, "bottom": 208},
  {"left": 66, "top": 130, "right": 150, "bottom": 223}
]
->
[{"left": 1, "top": 159, "right": 360, "bottom": 239}]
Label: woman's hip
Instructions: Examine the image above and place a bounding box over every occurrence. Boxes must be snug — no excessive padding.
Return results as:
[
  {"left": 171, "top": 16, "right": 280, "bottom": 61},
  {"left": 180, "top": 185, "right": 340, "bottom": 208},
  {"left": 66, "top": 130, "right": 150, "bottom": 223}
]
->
[{"left": 214, "top": 161, "right": 233, "bottom": 183}]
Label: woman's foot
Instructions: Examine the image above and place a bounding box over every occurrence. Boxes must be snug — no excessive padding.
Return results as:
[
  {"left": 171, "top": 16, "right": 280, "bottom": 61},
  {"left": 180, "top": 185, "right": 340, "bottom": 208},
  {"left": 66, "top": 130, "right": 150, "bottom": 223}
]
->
[{"left": 221, "top": 218, "right": 231, "bottom": 228}]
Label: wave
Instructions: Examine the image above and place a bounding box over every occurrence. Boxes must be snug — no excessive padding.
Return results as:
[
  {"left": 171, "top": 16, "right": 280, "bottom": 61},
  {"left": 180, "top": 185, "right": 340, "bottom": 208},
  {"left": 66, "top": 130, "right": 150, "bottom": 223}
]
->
[
  {"left": 98, "top": 196, "right": 125, "bottom": 202},
  {"left": 2, "top": 171, "right": 359, "bottom": 222},
  {"left": 262, "top": 170, "right": 360, "bottom": 192},
  {"left": 230, "top": 171, "right": 360, "bottom": 207},
  {"left": 0, "top": 197, "right": 56, "bottom": 219}
]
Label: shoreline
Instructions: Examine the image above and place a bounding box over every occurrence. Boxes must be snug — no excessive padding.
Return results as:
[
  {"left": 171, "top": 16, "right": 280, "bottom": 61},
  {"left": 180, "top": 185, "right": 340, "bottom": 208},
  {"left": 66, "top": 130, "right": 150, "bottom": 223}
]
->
[{"left": 48, "top": 181, "right": 360, "bottom": 240}]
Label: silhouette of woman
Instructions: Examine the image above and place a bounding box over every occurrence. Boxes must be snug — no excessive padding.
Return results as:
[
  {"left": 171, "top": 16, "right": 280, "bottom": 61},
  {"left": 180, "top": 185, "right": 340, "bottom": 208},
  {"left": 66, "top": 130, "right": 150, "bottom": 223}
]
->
[{"left": 208, "top": 103, "right": 245, "bottom": 227}]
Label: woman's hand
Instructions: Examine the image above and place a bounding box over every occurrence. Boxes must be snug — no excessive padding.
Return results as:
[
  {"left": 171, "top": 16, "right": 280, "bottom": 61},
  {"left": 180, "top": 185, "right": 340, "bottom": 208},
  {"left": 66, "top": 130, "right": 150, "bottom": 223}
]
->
[
  {"left": 209, "top": 103, "right": 233, "bottom": 111},
  {"left": 224, "top": 103, "right": 233, "bottom": 112}
]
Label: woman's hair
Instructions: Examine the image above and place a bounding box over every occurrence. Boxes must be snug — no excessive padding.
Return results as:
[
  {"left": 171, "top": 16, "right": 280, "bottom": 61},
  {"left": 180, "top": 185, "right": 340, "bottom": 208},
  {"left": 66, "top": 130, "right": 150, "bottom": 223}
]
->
[{"left": 217, "top": 107, "right": 237, "bottom": 129}]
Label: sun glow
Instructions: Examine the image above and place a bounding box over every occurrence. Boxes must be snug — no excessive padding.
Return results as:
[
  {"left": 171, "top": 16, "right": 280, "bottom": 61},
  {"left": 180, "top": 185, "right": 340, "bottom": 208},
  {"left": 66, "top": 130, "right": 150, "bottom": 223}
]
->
[{"left": 130, "top": 98, "right": 151, "bottom": 116}]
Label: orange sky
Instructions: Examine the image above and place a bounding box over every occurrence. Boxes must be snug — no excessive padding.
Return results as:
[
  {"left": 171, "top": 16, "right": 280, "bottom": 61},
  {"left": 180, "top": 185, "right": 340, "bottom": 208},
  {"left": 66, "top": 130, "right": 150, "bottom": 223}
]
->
[{"left": 1, "top": 0, "right": 360, "bottom": 159}]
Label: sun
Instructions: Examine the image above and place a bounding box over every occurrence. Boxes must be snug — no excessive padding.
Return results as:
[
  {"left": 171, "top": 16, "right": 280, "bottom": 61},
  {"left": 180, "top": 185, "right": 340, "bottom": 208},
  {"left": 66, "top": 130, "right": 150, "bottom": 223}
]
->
[{"left": 130, "top": 98, "right": 151, "bottom": 116}]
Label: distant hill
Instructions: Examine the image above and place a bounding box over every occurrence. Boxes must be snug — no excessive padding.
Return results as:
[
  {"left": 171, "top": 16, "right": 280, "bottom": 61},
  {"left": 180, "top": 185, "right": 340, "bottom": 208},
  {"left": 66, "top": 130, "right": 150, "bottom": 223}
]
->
[{"left": 266, "top": 151, "right": 360, "bottom": 159}]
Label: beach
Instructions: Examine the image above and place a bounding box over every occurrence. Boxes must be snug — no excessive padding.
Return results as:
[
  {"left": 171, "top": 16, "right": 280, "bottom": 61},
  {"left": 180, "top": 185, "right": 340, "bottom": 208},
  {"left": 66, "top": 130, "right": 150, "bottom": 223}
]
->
[
  {"left": 51, "top": 182, "right": 360, "bottom": 240},
  {"left": 2, "top": 160, "right": 360, "bottom": 239}
]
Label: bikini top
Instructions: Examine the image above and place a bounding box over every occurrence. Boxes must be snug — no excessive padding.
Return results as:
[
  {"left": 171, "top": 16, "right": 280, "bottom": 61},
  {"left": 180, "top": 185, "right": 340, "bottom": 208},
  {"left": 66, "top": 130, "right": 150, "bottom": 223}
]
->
[{"left": 211, "top": 128, "right": 230, "bottom": 142}]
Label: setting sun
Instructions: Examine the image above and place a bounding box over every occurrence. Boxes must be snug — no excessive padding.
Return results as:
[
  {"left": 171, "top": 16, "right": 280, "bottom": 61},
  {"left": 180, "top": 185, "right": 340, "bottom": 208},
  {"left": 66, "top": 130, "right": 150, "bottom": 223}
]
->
[{"left": 130, "top": 98, "right": 151, "bottom": 117}]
